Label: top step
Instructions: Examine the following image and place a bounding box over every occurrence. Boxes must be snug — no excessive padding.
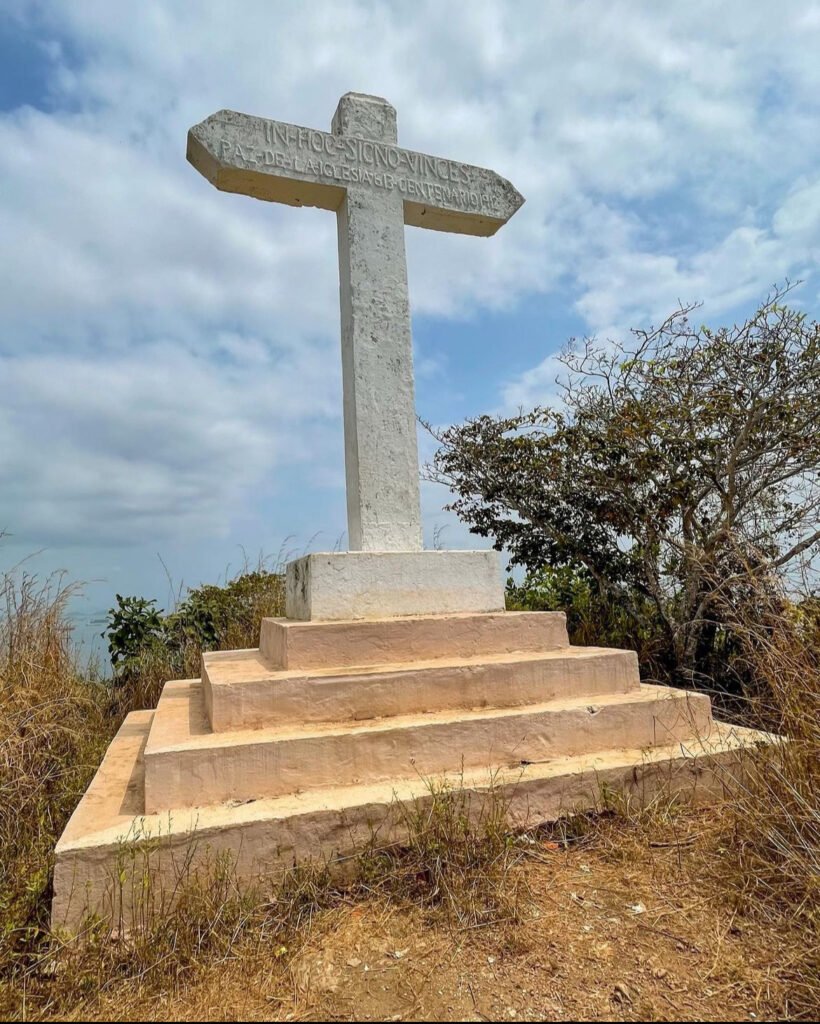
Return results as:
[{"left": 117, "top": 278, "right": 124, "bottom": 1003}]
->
[{"left": 259, "top": 610, "right": 569, "bottom": 670}]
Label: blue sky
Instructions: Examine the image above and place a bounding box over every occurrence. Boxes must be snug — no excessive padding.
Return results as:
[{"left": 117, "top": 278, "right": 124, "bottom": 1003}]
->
[{"left": 2, "top": 1, "right": 820, "bottom": 648}]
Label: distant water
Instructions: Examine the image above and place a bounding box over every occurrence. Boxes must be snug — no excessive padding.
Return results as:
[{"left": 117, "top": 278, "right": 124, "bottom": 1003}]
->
[{"left": 67, "top": 608, "right": 111, "bottom": 674}]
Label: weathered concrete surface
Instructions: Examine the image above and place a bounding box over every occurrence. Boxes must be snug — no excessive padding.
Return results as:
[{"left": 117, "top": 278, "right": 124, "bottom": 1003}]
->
[
  {"left": 203, "top": 645, "right": 640, "bottom": 732},
  {"left": 285, "top": 550, "right": 505, "bottom": 620},
  {"left": 188, "top": 93, "right": 524, "bottom": 553},
  {"left": 186, "top": 102, "right": 524, "bottom": 237},
  {"left": 259, "top": 611, "right": 570, "bottom": 670},
  {"left": 52, "top": 708, "right": 768, "bottom": 935},
  {"left": 143, "top": 680, "right": 714, "bottom": 812},
  {"left": 335, "top": 96, "right": 421, "bottom": 550},
  {"left": 50, "top": 94, "right": 778, "bottom": 938}
]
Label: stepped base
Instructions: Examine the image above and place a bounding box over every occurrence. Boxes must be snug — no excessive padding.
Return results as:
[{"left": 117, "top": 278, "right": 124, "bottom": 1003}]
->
[
  {"left": 202, "top": 643, "right": 638, "bottom": 732},
  {"left": 144, "top": 679, "right": 711, "bottom": 811},
  {"left": 52, "top": 608, "right": 776, "bottom": 934},
  {"left": 259, "top": 610, "right": 570, "bottom": 670},
  {"left": 53, "top": 709, "right": 769, "bottom": 934}
]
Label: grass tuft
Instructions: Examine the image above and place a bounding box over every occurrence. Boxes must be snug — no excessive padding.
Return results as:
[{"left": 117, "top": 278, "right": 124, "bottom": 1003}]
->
[{"left": 353, "top": 773, "right": 529, "bottom": 929}]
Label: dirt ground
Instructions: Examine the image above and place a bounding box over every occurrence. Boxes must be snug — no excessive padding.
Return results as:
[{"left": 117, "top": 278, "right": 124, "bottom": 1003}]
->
[{"left": 58, "top": 811, "right": 810, "bottom": 1023}]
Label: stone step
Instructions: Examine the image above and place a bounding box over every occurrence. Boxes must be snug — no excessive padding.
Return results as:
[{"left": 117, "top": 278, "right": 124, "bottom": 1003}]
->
[
  {"left": 143, "top": 680, "right": 714, "bottom": 813},
  {"left": 54, "top": 706, "right": 767, "bottom": 933},
  {"left": 258, "top": 610, "right": 570, "bottom": 670},
  {"left": 202, "top": 645, "right": 639, "bottom": 732}
]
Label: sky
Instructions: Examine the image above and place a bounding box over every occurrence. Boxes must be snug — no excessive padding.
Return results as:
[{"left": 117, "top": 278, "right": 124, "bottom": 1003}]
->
[{"left": 1, "top": 1, "right": 820, "bottom": 649}]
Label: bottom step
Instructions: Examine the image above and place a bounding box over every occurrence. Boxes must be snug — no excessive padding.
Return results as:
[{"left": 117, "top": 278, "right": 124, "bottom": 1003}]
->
[{"left": 53, "top": 709, "right": 769, "bottom": 934}]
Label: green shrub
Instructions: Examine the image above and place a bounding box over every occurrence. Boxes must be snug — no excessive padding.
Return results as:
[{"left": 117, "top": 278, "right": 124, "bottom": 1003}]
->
[
  {"left": 506, "top": 566, "right": 672, "bottom": 683},
  {"left": 103, "top": 568, "right": 285, "bottom": 715},
  {"left": 105, "top": 595, "right": 166, "bottom": 672}
]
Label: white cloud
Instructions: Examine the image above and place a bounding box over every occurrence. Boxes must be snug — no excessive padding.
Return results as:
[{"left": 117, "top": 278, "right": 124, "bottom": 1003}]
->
[
  {"left": 502, "top": 193, "right": 817, "bottom": 410},
  {"left": 2, "top": 0, "right": 820, "bottom": 559},
  {"left": 0, "top": 340, "right": 340, "bottom": 545}
]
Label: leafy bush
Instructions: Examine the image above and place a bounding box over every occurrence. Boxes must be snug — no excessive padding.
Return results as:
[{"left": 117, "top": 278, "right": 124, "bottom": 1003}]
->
[
  {"left": 103, "top": 569, "right": 285, "bottom": 713},
  {"left": 506, "top": 566, "right": 672, "bottom": 680},
  {"left": 106, "top": 570, "right": 285, "bottom": 670},
  {"left": 105, "top": 595, "right": 166, "bottom": 671},
  {"left": 431, "top": 288, "right": 820, "bottom": 696},
  {"left": 166, "top": 570, "right": 286, "bottom": 653}
]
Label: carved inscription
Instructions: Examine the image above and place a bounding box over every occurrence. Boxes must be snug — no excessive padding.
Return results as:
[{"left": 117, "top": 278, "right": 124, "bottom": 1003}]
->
[{"left": 217, "top": 119, "right": 502, "bottom": 215}]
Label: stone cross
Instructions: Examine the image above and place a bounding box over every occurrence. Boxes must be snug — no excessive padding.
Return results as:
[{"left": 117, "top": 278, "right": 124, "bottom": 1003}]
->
[{"left": 187, "top": 93, "right": 524, "bottom": 552}]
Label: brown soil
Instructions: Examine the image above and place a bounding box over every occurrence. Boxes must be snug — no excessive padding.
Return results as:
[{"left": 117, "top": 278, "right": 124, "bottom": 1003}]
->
[{"left": 59, "top": 811, "right": 810, "bottom": 1023}]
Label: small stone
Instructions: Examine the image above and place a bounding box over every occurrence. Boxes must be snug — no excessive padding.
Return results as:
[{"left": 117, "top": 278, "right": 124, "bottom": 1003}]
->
[{"left": 613, "top": 982, "right": 634, "bottom": 1003}]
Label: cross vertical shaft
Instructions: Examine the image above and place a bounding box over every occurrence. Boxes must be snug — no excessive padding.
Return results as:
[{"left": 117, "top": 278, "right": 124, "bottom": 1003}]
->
[
  {"left": 333, "top": 94, "right": 423, "bottom": 552},
  {"left": 188, "top": 93, "right": 525, "bottom": 553}
]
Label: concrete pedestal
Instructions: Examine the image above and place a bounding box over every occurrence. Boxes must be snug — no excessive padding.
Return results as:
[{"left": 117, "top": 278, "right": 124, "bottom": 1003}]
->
[
  {"left": 52, "top": 606, "right": 770, "bottom": 934},
  {"left": 285, "top": 550, "right": 505, "bottom": 620}
]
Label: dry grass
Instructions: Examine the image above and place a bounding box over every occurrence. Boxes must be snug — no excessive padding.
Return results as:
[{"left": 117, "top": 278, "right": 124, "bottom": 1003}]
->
[
  {"left": 0, "top": 557, "right": 818, "bottom": 1020},
  {"left": 3, "top": 778, "right": 529, "bottom": 1020},
  {"left": 14, "top": 804, "right": 816, "bottom": 1022},
  {"left": 564, "top": 571, "right": 820, "bottom": 1017},
  {"left": 0, "top": 559, "right": 285, "bottom": 1016},
  {"left": 0, "top": 569, "right": 110, "bottom": 974},
  {"left": 728, "top": 622, "right": 817, "bottom": 917},
  {"left": 353, "top": 773, "right": 529, "bottom": 929},
  {"left": 704, "top": 581, "right": 820, "bottom": 1013}
]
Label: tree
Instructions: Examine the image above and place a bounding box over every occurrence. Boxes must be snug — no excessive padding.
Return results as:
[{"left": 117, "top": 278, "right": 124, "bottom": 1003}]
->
[{"left": 427, "top": 287, "right": 820, "bottom": 690}]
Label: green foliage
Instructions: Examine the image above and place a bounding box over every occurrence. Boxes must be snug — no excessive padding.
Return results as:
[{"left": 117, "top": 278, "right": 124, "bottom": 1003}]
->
[
  {"left": 506, "top": 567, "right": 672, "bottom": 679},
  {"left": 104, "top": 570, "right": 285, "bottom": 682},
  {"left": 167, "top": 571, "right": 284, "bottom": 651},
  {"left": 432, "top": 287, "right": 820, "bottom": 694},
  {"left": 105, "top": 595, "right": 165, "bottom": 670},
  {"left": 506, "top": 565, "right": 593, "bottom": 614}
]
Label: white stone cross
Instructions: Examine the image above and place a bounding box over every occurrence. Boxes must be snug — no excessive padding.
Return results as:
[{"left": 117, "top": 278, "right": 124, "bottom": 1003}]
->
[{"left": 187, "top": 93, "right": 524, "bottom": 552}]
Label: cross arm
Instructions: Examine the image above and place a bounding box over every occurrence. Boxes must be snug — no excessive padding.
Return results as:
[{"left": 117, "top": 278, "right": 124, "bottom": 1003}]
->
[{"left": 187, "top": 109, "right": 524, "bottom": 237}]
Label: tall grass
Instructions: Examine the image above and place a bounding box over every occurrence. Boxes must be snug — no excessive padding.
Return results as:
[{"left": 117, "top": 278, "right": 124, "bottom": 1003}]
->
[
  {"left": 715, "top": 579, "right": 819, "bottom": 931},
  {"left": 600, "top": 571, "right": 819, "bottom": 1014},
  {"left": 0, "top": 559, "right": 286, "bottom": 1013},
  {"left": 700, "top": 585, "right": 820, "bottom": 1016},
  {"left": 354, "top": 773, "right": 528, "bottom": 928},
  {"left": 1, "top": 554, "right": 818, "bottom": 1017},
  {"left": 0, "top": 570, "right": 110, "bottom": 971},
  {"left": 3, "top": 778, "right": 529, "bottom": 1019}
]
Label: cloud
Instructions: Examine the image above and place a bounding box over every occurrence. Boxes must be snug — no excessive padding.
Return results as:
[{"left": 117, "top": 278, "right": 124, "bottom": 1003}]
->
[
  {"left": 503, "top": 166, "right": 820, "bottom": 410},
  {"left": 0, "top": 339, "right": 340, "bottom": 545},
  {"left": 0, "top": 106, "right": 341, "bottom": 349},
  {"left": 2, "top": 0, "right": 820, "bottom": 560}
]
